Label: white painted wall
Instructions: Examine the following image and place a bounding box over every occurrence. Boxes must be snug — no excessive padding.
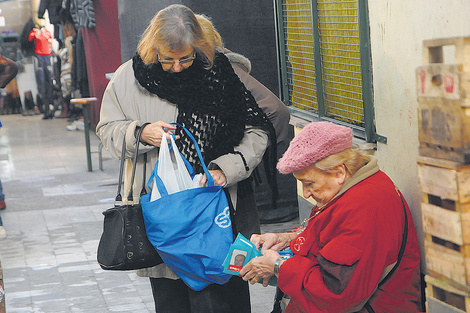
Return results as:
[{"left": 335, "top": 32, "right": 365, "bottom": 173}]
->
[{"left": 368, "top": 0, "right": 470, "bottom": 270}]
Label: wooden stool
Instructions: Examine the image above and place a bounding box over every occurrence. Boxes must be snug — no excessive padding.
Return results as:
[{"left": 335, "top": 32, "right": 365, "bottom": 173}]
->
[{"left": 70, "top": 97, "right": 103, "bottom": 171}]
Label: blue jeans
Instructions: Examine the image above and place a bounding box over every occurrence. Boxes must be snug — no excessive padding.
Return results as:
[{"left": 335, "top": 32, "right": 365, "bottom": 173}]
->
[{"left": 34, "top": 54, "right": 53, "bottom": 112}]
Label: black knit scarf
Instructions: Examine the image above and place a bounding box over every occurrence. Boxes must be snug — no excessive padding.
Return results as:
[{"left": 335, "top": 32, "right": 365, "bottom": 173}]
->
[{"left": 132, "top": 51, "right": 278, "bottom": 199}]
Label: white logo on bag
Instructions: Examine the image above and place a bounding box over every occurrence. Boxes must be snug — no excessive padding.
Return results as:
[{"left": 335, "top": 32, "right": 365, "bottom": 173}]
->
[{"left": 215, "top": 207, "right": 231, "bottom": 228}]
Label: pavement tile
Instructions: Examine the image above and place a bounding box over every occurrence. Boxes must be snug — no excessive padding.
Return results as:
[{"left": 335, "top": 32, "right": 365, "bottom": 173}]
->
[{"left": 0, "top": 115, "right": 300, "bottom": 312}]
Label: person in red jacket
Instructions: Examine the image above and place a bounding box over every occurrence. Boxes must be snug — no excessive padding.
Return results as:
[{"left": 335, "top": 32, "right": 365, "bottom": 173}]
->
[
  {"left": 240, "top": 121, "right": 422, "bottom": 313},
  {"left": 28, "top": 25, "right": 54, "bottom": 119}
]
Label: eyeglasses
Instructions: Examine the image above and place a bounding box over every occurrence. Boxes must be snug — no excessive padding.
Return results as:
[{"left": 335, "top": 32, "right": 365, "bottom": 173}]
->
[{"left": 157, "top": 52, "right": 196, "bottom": 66}]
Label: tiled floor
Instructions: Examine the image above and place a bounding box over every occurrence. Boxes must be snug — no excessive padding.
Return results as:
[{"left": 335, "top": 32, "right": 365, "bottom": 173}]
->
[{"left": 0, "top": 114, "right": 300, "bottom": 313}]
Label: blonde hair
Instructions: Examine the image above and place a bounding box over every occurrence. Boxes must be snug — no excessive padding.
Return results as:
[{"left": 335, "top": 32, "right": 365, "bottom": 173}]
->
[
  {"left": 314, "top": 148, "right": 371, "bottom": 176},
  {"left": 196, "top": 14, "right": 223, "bottom": 48},
  {"left": 137, "top": 5, "right": 215, "bottom": 68}
]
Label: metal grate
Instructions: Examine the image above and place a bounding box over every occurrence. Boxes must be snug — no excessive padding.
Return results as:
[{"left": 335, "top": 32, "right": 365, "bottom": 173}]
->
[
  {"left": 282, "top": 0, "right": 318, "bottom": 112},
  {"left": 317, "top": 0, "right": 364, "bottom": 126},
  {"left": 279, "top": 0, "right": 367, "bottom": 128}
]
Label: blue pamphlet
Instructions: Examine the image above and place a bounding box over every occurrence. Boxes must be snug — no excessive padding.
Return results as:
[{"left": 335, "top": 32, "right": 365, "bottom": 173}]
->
[
  {"left": 222, "top": 233, "right": 293, "bottom": 276},
  {"left": 222, "top": 233, "right": 261, "bottom": 275}
]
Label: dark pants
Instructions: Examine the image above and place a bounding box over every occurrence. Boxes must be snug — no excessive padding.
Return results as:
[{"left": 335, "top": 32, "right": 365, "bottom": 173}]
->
[
  {"left": 34, "top": 54, "right": 53, "bottom": 116},
  {"left": 149, "top": 182, "right": 258, "bottom": 313},
  {"left": 150, "top": 276, "right": 251, "bottom": 313}
]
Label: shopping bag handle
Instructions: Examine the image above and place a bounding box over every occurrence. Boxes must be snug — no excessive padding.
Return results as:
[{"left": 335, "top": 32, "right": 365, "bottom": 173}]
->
[
  {"left": 147, "top": 133, "right": 195, "bottom": 190},
  {"left": 148, "top": 123, "right": 216, "bottom": 198},
  {"left": 171, "top": 122, "right": 214, "bottom": 187}
]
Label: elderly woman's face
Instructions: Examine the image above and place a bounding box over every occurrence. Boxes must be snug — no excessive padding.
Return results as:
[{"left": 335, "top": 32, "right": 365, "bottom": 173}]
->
[
  {"left": 293, "top": 165, "right": 347, "bottom": 207},
  {"left": 157, "top": 46, "right": 195, "bottom": 73}
]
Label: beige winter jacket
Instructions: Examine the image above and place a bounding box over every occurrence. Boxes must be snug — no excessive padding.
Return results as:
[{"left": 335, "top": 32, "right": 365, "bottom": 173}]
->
[{"left": 97, "top": 58, "right": 275, "bottom": 279}]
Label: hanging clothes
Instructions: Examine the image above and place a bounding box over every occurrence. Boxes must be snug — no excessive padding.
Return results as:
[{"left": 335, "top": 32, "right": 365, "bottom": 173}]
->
[
  {"left": 69, "top": 0, "right": 96, "bottom": 29},
  {"left": 38, "top": 0, "right": 63, "bottom": 25}
]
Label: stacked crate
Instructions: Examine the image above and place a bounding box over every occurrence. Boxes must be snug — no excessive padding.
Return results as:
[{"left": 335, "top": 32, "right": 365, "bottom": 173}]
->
[{"left": 417, "top": 36, "right": 470, "bottom": 312}]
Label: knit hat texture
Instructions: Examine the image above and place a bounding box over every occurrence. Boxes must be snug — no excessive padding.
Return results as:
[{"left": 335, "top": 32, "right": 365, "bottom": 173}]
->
[{"left": 277, "top": 121, "right": 352, "bottom": 174}]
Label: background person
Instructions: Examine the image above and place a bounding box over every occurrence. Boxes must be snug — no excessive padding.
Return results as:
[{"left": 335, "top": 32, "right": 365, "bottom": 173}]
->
[
  {"left": 196, "top": 14, "right": 290, "bottom": 145},
  {"left": 28, "top": 25, "right": 54, "bottom": 119},
  {"left": 0, "top": 54, "right": 18, "bottom": 239},
  {"left": 97, "top": 4, "right": 285, "bottom": 312},
  {"left": 240, "top": 121, "right": 422, "bottom": 312}
]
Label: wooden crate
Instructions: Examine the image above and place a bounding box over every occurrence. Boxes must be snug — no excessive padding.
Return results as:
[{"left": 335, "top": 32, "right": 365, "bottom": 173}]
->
[
  {"left": 422, "top": 193, "right": 470, "bottom": 246},
  {"left": 418, "top": 156, "right": 470, "bottom": 285},
  {"left": 418, "top": 97, "right": 470, "bottom": 163},
  {"left": 422, "top": 37, "right": 470, "bottom": 70},
  {"left": 424, "top": 234, "right": 470, "bottom": 286},
  {"left": 417, "top": 64, "right": 470, "bottom": 101},
  {"left": 417, "top": 37, "right": 470, "bottom": 163},
  {"left": 425, "top": 275, "right": 470, "bottom": 312},
  {"left": 417, "top": 156, "right": 470, "bottom": 204}
]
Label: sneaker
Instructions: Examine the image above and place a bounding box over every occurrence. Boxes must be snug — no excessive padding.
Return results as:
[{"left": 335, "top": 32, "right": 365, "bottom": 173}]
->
[
  {"left": 76, "top": 119, "right": 85, "bottom": 131},
  {"left": 0, "top": 226, "right": 6, "bottom": 240},
  {"left": 0, "top": 201, "right": 5, "bottom": 210},
  {"left": 66, "top": 120, "right": 79, "bottom": 131}
]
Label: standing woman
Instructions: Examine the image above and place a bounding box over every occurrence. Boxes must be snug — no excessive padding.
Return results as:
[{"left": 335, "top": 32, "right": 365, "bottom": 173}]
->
[{"left": 97, "top": 4, "right": 275, "bottom": 313}]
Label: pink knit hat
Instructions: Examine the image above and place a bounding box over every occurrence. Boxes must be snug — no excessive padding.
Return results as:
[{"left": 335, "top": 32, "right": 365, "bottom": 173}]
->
[{"left": 277, "top": 122, "right": 352, "bottom": 174}]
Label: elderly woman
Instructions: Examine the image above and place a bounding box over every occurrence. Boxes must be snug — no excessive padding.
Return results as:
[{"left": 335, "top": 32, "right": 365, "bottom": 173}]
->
[
  {"left": 240, "top": 122, "right": 421, "bottom": 312},
  {"left": 97, "top": 4, "right": 288, "bottom": 313}
]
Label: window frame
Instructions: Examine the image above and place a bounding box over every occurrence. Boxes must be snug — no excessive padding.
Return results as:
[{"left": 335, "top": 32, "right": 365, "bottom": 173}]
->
[{"left": 274, "top": 0, "right": 386, "bottom": 144}]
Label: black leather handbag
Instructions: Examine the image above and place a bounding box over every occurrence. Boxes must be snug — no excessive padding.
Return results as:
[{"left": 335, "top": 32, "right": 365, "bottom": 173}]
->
[{"left": 97, "top": 125, "right": 163, "bottom": 270}]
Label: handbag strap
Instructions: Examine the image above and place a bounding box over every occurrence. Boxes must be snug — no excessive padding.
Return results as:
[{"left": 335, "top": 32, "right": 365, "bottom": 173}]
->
[
  {"left": 127, "top": 123, "right": 150, "bottom": 202},
  {"left": 141, "top": 153, "right": 148, "bottom": 197},
  {"left": 379, "top": 190, "right": 408, "bottom": 287},
  {"left": 114, "top": 123, "right": 150, "bottom": 204},
  {"left": 364, "top": 190, "right": 408, "bottom": 313},
  {"left": 115, "top": 138, "right": 127, "bottom": 203}
]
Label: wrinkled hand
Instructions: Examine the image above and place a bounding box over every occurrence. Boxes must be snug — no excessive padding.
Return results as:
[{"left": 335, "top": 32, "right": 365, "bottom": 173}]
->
[
  {"left": 140, "top": 121, "right": 179, "bottom": 147},
  {"left": 200, "top": 170, "right": 226, "bottom": 187},
  {"left": 250, "top": 232, "right": 294, "bottom": 253},
  {"left": 239, "top": 250, "right": 279, "bottom": 287}
]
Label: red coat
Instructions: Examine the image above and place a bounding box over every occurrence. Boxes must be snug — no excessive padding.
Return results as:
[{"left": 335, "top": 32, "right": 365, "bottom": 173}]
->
[
  {"left": 278, "top": 170, "right": 421, "bottom": 313},
  {"left": 28, "top": 29, "right": 52, "bottom": 55}
]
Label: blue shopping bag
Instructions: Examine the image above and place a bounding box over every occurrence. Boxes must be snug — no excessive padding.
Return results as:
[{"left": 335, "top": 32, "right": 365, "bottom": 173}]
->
[{"left": 141, "top": 124, "right": 233, "bottom": 291}]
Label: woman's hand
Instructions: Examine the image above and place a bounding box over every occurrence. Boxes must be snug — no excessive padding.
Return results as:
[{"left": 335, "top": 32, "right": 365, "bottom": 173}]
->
[
  {"left": 140, "top": 121, "right": 179, "bottom": 147},
  {"left": 199, "top": 170, "right": 226, "bottom": 187},
  {"left": 250, "top": 232, "right": 295, "bottom": 253},
  {"left": 239, "top": 250, "right": 280, "bottom": 287}
]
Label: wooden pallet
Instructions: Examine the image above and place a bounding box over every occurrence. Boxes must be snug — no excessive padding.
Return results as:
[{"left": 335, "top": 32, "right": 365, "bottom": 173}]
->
[{"left": 426, "top": 275, "right": 470, "bottom": 312}]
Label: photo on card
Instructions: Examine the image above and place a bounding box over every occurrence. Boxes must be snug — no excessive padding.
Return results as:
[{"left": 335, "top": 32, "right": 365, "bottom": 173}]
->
[{"left": 228, "top": 249, "right": 247, "bottom": 272}]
